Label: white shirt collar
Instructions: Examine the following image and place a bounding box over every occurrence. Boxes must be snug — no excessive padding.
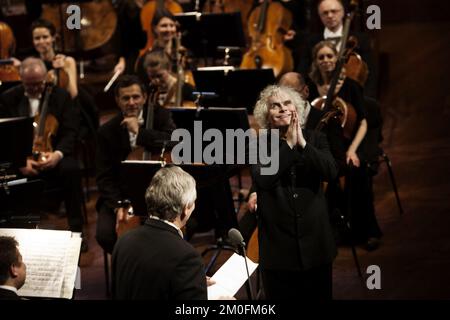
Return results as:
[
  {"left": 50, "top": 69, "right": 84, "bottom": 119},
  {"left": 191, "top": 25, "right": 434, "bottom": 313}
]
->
[
  {"left": 149, "top": 215, "right": 184, "bottom": 238},
  {"left": 0, "top": 285, "right": 18, "bottom": 294},
  {"left": 324, "top": 25, "right": 343, "bottom": 39}
]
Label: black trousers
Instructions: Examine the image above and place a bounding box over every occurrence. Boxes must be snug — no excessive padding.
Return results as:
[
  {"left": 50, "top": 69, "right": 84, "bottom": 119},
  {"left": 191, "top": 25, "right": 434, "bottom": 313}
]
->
[
  {"left": 38, "top": 156, "right": 84, "bottom": 232},
  {"left": 261, "top": 264, "right": 333, "bottom": 300},
  {"left": 96, "top": 204, "right": 116, "bottom": 254}
]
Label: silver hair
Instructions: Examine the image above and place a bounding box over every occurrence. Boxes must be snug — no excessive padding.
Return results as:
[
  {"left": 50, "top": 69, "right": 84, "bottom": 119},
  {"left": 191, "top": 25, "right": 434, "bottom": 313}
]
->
[
  {"left": 19, "top": 57, "right": 47, "bottom": 76},
  {"left": 145, "top": 166, "right": 196, "bottom": 221},
  {"left": 253, "top": 85, "right": 307, "bottom": 129}
]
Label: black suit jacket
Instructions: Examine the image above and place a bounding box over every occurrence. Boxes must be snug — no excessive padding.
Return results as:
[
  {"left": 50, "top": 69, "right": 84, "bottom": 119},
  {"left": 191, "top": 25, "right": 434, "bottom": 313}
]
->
[
  {"left": 0, "top": 287, "right": 20, "bottom": 300},
  {"left": 252, "top": 130, "right": 338, "bottom": 271},
  {"left": 0, "top": 84, "right": 79, "bottom": 156},
  {"left": 112, "top": 218, "right": 207, "bottom": 300},
  {"left": 96, "top": 109, "right": 175, "bottom": 210}
]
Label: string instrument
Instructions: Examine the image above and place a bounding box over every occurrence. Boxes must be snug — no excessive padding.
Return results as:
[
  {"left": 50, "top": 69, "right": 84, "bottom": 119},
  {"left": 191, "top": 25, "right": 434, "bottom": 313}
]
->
[
  {"left": 139, "top": 0, "right": 183, "bottom": 57},
  {"left": 32, "top": 84, "right": 59, "bottom": 163},
  {"left": 45, "top": 60, "right": 70, "bottom": 90},
  {"left": 0, "top": 21, "right": 20, "bottom": 83},
  {"left": 240, "top": 0, "right": 293, "bottom": 77},
  {"left": 343, "top": 35, "right": 368, "bottom": 87},
  {"left": 201, "top": 0, "right": 253, "bottom": 40},
  {"left": 312, "top": 0, "right": 360, "bottom": 140},
  {"left": 41, "top": 1, "right": 117, "bottom": 55}
]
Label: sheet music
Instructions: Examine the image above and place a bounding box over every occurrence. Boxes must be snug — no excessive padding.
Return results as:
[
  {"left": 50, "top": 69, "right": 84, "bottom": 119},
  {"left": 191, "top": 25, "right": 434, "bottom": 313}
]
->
[
  {"left": 0, "top": 228, "right": 81, "bottom": 299},
  {"left": 207, "top": 253, "right": 258, "bottom": 300}
]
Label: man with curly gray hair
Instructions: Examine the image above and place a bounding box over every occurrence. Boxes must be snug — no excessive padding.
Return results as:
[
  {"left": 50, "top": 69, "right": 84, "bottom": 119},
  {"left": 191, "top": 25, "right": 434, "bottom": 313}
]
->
[
  {"left": 112, "top": 165, "right": 207, "bottom": 300},
  {"left": 252, "top": 84, "right": 338, "bottom": 300}
]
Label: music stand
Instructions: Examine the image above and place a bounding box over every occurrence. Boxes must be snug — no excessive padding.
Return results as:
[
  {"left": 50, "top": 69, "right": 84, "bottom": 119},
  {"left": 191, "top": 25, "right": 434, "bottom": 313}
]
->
[
  {"left": 192, "top": 68, "right": 276, "bottom": 113},
  {"left": 0, "top": 116, "right": 42, "bottom": 228},
  {"left": 175, "top": 12, "right": 246, "bottom": 62},
  {"left": 0, "top": 116, "right": 34, "bottom": 170}
]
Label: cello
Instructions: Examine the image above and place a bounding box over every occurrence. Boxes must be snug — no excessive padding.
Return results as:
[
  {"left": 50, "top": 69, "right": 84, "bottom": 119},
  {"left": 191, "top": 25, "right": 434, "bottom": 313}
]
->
[
  {"left": 0, "top": 21, "right": 20, "bottom": 83},
  {"left": 311, "top": 1, "right": 361, "bottom": 140},
  {"left": 32, "top": 84, "right": 59, "bottom": 163},
  {"left": 139, "top": 0, "right": 183, "bottom": 57},
  {"left": 240, "top": 0, "right": 293, "bottom": 77}
]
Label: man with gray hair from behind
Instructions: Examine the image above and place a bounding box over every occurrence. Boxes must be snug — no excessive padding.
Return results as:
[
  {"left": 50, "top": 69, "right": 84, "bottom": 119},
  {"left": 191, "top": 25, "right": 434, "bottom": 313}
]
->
[{"left": 111, "top": 165, "right": 207, "bottom": 300}]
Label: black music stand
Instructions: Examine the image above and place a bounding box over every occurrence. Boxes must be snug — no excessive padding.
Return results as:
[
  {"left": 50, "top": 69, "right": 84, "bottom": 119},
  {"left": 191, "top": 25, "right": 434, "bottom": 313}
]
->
[
  {"left": 192, "top": 68, "right": 276, "bottom": 113},
  {"left": 175, "top": 12, "right": 246, "bottom": 63},
  {"left": 0, "top": 116, "right": 42, "bottom": 228}
]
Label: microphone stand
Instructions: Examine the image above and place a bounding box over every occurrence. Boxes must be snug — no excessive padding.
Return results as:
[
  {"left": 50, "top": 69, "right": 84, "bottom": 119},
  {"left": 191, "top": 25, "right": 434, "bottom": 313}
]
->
[{"left": 238, "top": 241, "right": 255, "bottom": 300}]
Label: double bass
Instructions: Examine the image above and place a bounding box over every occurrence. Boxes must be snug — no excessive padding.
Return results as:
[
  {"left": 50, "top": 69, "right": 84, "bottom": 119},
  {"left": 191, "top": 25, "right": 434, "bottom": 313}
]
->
[{"left": 240, "top": 0, "right": 293, "bottom": 77}]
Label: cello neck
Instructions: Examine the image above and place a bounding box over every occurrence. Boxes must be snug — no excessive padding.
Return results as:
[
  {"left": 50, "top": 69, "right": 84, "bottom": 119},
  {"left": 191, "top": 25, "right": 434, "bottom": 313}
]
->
[{"left": 257, "top": 0, "right": 269, "bottom": 33}]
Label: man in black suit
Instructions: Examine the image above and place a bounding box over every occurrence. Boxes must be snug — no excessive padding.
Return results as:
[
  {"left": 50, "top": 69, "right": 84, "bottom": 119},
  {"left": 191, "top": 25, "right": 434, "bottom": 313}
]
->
[
  {"left": 112, "top": 166, "right": 207, "bottom": 300},
  {"left": 0, "top": 57, "right": 85, "bottom": 250},
  {"left": 297, "top": 0, "right": 378, "bottom": 98},
  {"left": 0, "top": 236, "right": 26, "bottom": 300},
  {"left": 95, "top": 75, "right": 176, "bottom": 254}
]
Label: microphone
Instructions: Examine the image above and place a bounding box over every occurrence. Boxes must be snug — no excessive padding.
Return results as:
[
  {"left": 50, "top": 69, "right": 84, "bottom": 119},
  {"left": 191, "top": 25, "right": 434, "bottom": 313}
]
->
[
  {"left": 192, "top": 91, "right": 218, "bottom": 99},
  {"left": 228, "top": 228, "right": 255, "bottom": 300}
]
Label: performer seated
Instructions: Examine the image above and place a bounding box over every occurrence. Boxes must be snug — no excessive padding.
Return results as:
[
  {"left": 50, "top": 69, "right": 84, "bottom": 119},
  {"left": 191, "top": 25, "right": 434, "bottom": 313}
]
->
[
  {"left": 0, "top": 236, "right": 27, "bottom": 300},
  {"left": 95, "top": 75, "right": 176, "bottom": 254},
  {"left": 0, "top": 57, "right": 86, "bottom": 251}
]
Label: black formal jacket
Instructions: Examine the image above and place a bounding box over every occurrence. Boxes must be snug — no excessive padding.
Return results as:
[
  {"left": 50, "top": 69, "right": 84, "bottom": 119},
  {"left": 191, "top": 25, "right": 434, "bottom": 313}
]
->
[
  {"left": 112, "top": 218, "right": 207, "bottom": 300},
  {"left": 252, "top": 130, "right": 338, "bottom": 271},
  {"left": 96, "top": 109, "right": 175, "bottom": 210},
  {"left": 0, "top": 287, "right": 20, "bottom": 300},
  {"left": 0, "top": 84, "right": 79, "bottom": 156}
]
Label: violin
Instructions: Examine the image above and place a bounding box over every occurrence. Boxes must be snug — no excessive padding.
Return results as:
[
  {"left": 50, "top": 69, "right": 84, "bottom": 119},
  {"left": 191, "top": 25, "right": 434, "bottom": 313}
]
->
[
  {"left": 240, "top": 0, "right": 293, "bottom": 77},
  {"left": 32, "top": 84, "right": 59, "bottom": 163},
  {"left": 139, "top": 0, "right": 183, "bottom": 57},
  {"left": 0, "top": 21, "right": 20, "bottom": 83}
]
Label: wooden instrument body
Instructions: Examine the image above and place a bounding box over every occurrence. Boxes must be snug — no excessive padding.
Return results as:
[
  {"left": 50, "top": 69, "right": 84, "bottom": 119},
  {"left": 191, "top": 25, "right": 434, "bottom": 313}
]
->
[
  {"left": 41, "top": 1, "right": 117, "bottom": 54},
  {"left": 240, "top": 0, "right": 293, "bottom": 77},
  {"left": 312, "top": 95, "right": 357, "bottom": 140},
  {"left": 0, "top": 21, "right": 20, "bottom": 82}
]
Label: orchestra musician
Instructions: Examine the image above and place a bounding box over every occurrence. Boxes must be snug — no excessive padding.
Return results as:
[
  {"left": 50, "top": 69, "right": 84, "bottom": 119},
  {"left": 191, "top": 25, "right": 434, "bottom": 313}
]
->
[
  {"left": 297, "top": 0, "right": 378, "bottom": 97},
  {"left": 29, "top": 18, "right": 99, "bottom": 140},
  {"left": 252, "top": 84, "right": 338, "bottom": 299},
  {"left": 0, "top": 57, "right": 87, "bottom": 252},
  {"left": 309, "top": 40, "right": 382, "bottom": 250},
  {"left": 30, "top": 18, "right": 78, "bottom": 98},
  {"left": 95, "top": 75, "right": 176, "bottom": 254},
  {"left": 143, "top": 48, "right": 194, "bottom": 107}
]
